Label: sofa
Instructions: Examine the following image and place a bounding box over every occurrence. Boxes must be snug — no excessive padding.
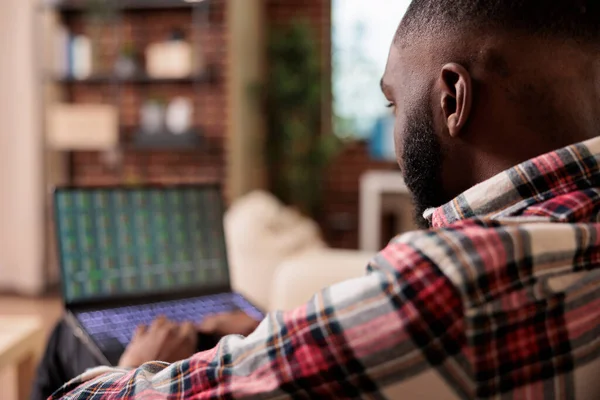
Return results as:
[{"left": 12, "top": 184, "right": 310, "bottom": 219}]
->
[{"left": 224, "top": 191, "right": 373, "bottom": 312}]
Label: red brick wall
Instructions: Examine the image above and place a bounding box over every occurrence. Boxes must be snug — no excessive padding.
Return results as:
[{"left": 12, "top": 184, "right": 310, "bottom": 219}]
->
[
  {"left": 63, "top": 2, "right": 227, "bottom": 186},
  {"left": 266, "top": 0, "right": 329, "bottom": 36},
  {"left": 64, "top": 0, "right": 334, "bottom": 193},
  {"left": 322, "top": 141, "right": 398, "bottom": 249}
]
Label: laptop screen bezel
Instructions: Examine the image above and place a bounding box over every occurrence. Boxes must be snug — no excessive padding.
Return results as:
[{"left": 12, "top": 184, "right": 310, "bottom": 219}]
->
[{"left": 53, "top": 183, "right": 235, "bottom": 311}]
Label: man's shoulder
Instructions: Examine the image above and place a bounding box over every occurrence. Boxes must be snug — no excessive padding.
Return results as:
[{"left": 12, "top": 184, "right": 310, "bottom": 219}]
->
[
  {"left": 384, "top": 218, "right": 508, "bottom": 265},
  {"left": 376, "top": 219, "right": 600, "bottom": 398},
  {"left": 378, "top": 218, "right": 598, "bottom": 308}
]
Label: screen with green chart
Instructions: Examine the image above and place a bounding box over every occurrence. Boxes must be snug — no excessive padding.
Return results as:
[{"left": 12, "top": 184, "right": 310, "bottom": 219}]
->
[{"left": 55, "top": 186, "right": 230, "bottom": 303}]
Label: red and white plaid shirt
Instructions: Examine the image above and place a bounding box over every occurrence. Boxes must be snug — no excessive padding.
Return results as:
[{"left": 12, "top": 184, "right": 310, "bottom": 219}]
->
[{"left": 52, "top": 138, "right": 600, "bottom": 399}]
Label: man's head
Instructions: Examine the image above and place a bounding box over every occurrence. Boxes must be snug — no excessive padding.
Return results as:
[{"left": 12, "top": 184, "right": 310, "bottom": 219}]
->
[{"left": 382, "top": 0, "right": 600, "bottom": 227}]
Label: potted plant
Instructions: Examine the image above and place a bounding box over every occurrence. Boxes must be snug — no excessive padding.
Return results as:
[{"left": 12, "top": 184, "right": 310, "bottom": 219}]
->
[
  {"left": 265, "top": 21, "right": 341, "bottom": 219},
  {"left": 114, "top": 43, "right": 139, "bottom": 79}
]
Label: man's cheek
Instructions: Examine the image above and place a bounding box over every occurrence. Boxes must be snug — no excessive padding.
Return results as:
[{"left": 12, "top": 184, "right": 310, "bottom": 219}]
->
[{"left": 393, "top": 118, "right": 406, "bottom": 168}]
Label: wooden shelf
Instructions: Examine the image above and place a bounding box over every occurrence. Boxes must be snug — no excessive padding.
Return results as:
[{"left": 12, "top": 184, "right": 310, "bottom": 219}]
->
[
  {"left": 126, "top": 129, "right": 205, "bottom": 151},
  {"left": 124, "top": 144, "right": 205, "bottom": 151},
  {"left": 55, "top": 73, "right": 211, "bottom": 85},
  {"left": 48, "top": 0, "right": 208, "bottom": 12}
]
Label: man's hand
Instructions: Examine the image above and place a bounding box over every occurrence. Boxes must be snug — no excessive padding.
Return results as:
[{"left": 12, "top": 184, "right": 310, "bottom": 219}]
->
[
  {"left": 118, "top": 316, "right": 197, "bottom": 368},
  {"left": 197, "top": 311, "right": 260, "bottom": 337}
]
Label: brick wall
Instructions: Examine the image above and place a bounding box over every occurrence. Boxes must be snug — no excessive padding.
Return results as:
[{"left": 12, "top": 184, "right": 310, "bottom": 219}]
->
[
  {"left": 322, "top": 141, "right": 398, "bottom": 249},
  {"left": 266, "top": 0, "right": 329, "bottom": 36},
  {"left": 65, "top": 0, "right": 329, "bottom": 189},
  {"left": 62, "top": 1, "right": 227, "bottom": 186}
]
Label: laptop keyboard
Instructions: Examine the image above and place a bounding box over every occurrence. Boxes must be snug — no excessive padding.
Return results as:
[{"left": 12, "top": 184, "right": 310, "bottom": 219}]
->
[{"left": 76, "top": 293, "right": 262, "bottom": 349}]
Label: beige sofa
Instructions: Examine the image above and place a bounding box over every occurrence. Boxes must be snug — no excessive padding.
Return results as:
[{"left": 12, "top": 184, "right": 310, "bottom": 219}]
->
[
  {"left": 224, "top": 191, "right": 373, "bottom": 312},
  {"left": 269, "top": 249, "right": 373, "bottom": 311}
]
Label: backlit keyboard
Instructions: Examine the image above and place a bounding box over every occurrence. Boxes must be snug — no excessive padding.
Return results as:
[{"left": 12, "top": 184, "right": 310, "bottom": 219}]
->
[{"left": 76, "top": 293, "right": 262, "bottom": 349}]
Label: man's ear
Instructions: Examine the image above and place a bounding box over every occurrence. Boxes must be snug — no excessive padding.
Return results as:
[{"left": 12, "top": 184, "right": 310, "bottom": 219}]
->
[{"left": 439, "top": 63, "right": 472, "bottom": 137}]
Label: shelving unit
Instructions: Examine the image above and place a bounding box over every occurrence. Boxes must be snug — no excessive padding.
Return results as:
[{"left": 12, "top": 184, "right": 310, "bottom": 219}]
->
[
  {"left": 42, "top": 0, "right": 226, "bottom": 185},
  {"left": 55, "top": 73, "right": 213, "bottom": 85},
  {"left": 128, "top": 128, "right": 204, "bottom": 150},
  {"left": 51, "top": 0, "right": 203, "bottom": 12}
]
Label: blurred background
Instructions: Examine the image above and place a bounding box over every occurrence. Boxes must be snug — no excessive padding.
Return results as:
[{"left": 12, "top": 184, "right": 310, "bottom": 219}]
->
[
  {"left": 0, "top": 2, "right": 418, "bottom": 395},
  {"left": 0, "top": 0, "right": 414, "bottom": 297}
]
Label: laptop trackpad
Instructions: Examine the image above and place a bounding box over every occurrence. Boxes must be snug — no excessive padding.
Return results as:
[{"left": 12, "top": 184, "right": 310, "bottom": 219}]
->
[{"left": 99, "top": 337, "right": 126, "bottom": 366}]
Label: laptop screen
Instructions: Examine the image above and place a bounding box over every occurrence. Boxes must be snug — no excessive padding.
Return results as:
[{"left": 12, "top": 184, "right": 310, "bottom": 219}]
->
[{"left": 54, "top": 185, "right": 230, "bottom": 304}]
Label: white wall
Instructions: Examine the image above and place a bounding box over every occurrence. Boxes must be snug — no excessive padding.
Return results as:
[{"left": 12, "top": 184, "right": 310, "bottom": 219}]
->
[{"left": 0, "top": 0, "right": 45, "bottom": 294}]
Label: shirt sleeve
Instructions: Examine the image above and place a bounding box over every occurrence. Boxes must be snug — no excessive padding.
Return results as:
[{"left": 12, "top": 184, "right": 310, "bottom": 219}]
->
[{"left": 51, "top": 240, "right": 465, "bottom": 399}]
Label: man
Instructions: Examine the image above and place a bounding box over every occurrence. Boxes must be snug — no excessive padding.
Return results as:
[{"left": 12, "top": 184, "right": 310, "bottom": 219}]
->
[
  {"left": 50, "top": 0, "right": 600, "bottom": 398},
  {"left": 33, "top": 312, "right": 261, "bottom": 399},
  {"left": 34, "top": 190, "right": 320, "bottom": 399}
]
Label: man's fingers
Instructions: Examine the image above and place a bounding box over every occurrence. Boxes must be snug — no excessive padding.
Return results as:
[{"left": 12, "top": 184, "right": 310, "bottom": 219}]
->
[
  {"left": 181, "top": 321, "right": 195, "bottom": 337},
  {"left": 163, "top": 320, "right": 178, "bottom": 337},
  {"left": 197, "top": 315, "right": 220, "bottom": 333},
  {"left": 197, "top": 312, "right": 245, "bottom": 334},
  {"left": 181, "top": 322, "right": 197, "bottom": 347},
  {"left": 135, "top": 324, "right": 148, "bottom": 337},
  {"left": 149, "top": 315, "right": 168, "bottom": 331},
  {"left": 150, "top": 316, "right": 177, "bottom": 344}
]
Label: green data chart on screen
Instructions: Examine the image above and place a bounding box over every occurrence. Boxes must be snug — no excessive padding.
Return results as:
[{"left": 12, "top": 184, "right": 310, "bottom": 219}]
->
[{"left": 55, "top": 187, "right": 230, "bottom": 303}]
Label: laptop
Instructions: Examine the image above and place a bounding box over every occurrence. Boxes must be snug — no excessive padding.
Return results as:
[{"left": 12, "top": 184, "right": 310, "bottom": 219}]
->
[{"left": 54, "top": 184, "right": 264, "bottom": 366}]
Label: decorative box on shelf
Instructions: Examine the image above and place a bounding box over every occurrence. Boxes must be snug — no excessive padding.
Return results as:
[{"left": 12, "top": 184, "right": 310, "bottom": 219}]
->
[{"left": 46, "top": 104, "right": 119, "bottom": 150}]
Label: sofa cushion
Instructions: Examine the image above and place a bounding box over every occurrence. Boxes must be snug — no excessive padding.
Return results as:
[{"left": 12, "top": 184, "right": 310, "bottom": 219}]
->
[{"left": 225, "top": 191, "right": 325, "bottom": 310}]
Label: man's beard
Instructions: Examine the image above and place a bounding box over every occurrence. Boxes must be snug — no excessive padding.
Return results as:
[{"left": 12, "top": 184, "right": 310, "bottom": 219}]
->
[{"left": 401, "top": 104, "right": 448, "bottom": 229}]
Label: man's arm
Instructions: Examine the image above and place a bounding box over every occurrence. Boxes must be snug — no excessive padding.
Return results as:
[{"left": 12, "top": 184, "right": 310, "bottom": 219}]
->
[{"left": 51, "top": 241, "right": 465, "bottom": 399}]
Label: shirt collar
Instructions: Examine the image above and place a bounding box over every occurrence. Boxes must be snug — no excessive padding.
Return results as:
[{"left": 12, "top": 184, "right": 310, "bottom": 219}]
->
[{"left": 426, "top": 137, "right": 600, "bottom": 228}]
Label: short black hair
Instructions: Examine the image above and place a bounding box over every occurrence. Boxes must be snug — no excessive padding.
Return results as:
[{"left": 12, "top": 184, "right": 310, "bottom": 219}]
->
[{"left": 398, "top": 0, "right": 600, "bottom": 45}]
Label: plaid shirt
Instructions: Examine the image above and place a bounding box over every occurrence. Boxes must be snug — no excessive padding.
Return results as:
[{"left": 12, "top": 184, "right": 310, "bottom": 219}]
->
[{"left": 52, "top": 138, "right": 600, "bottom": 399}]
